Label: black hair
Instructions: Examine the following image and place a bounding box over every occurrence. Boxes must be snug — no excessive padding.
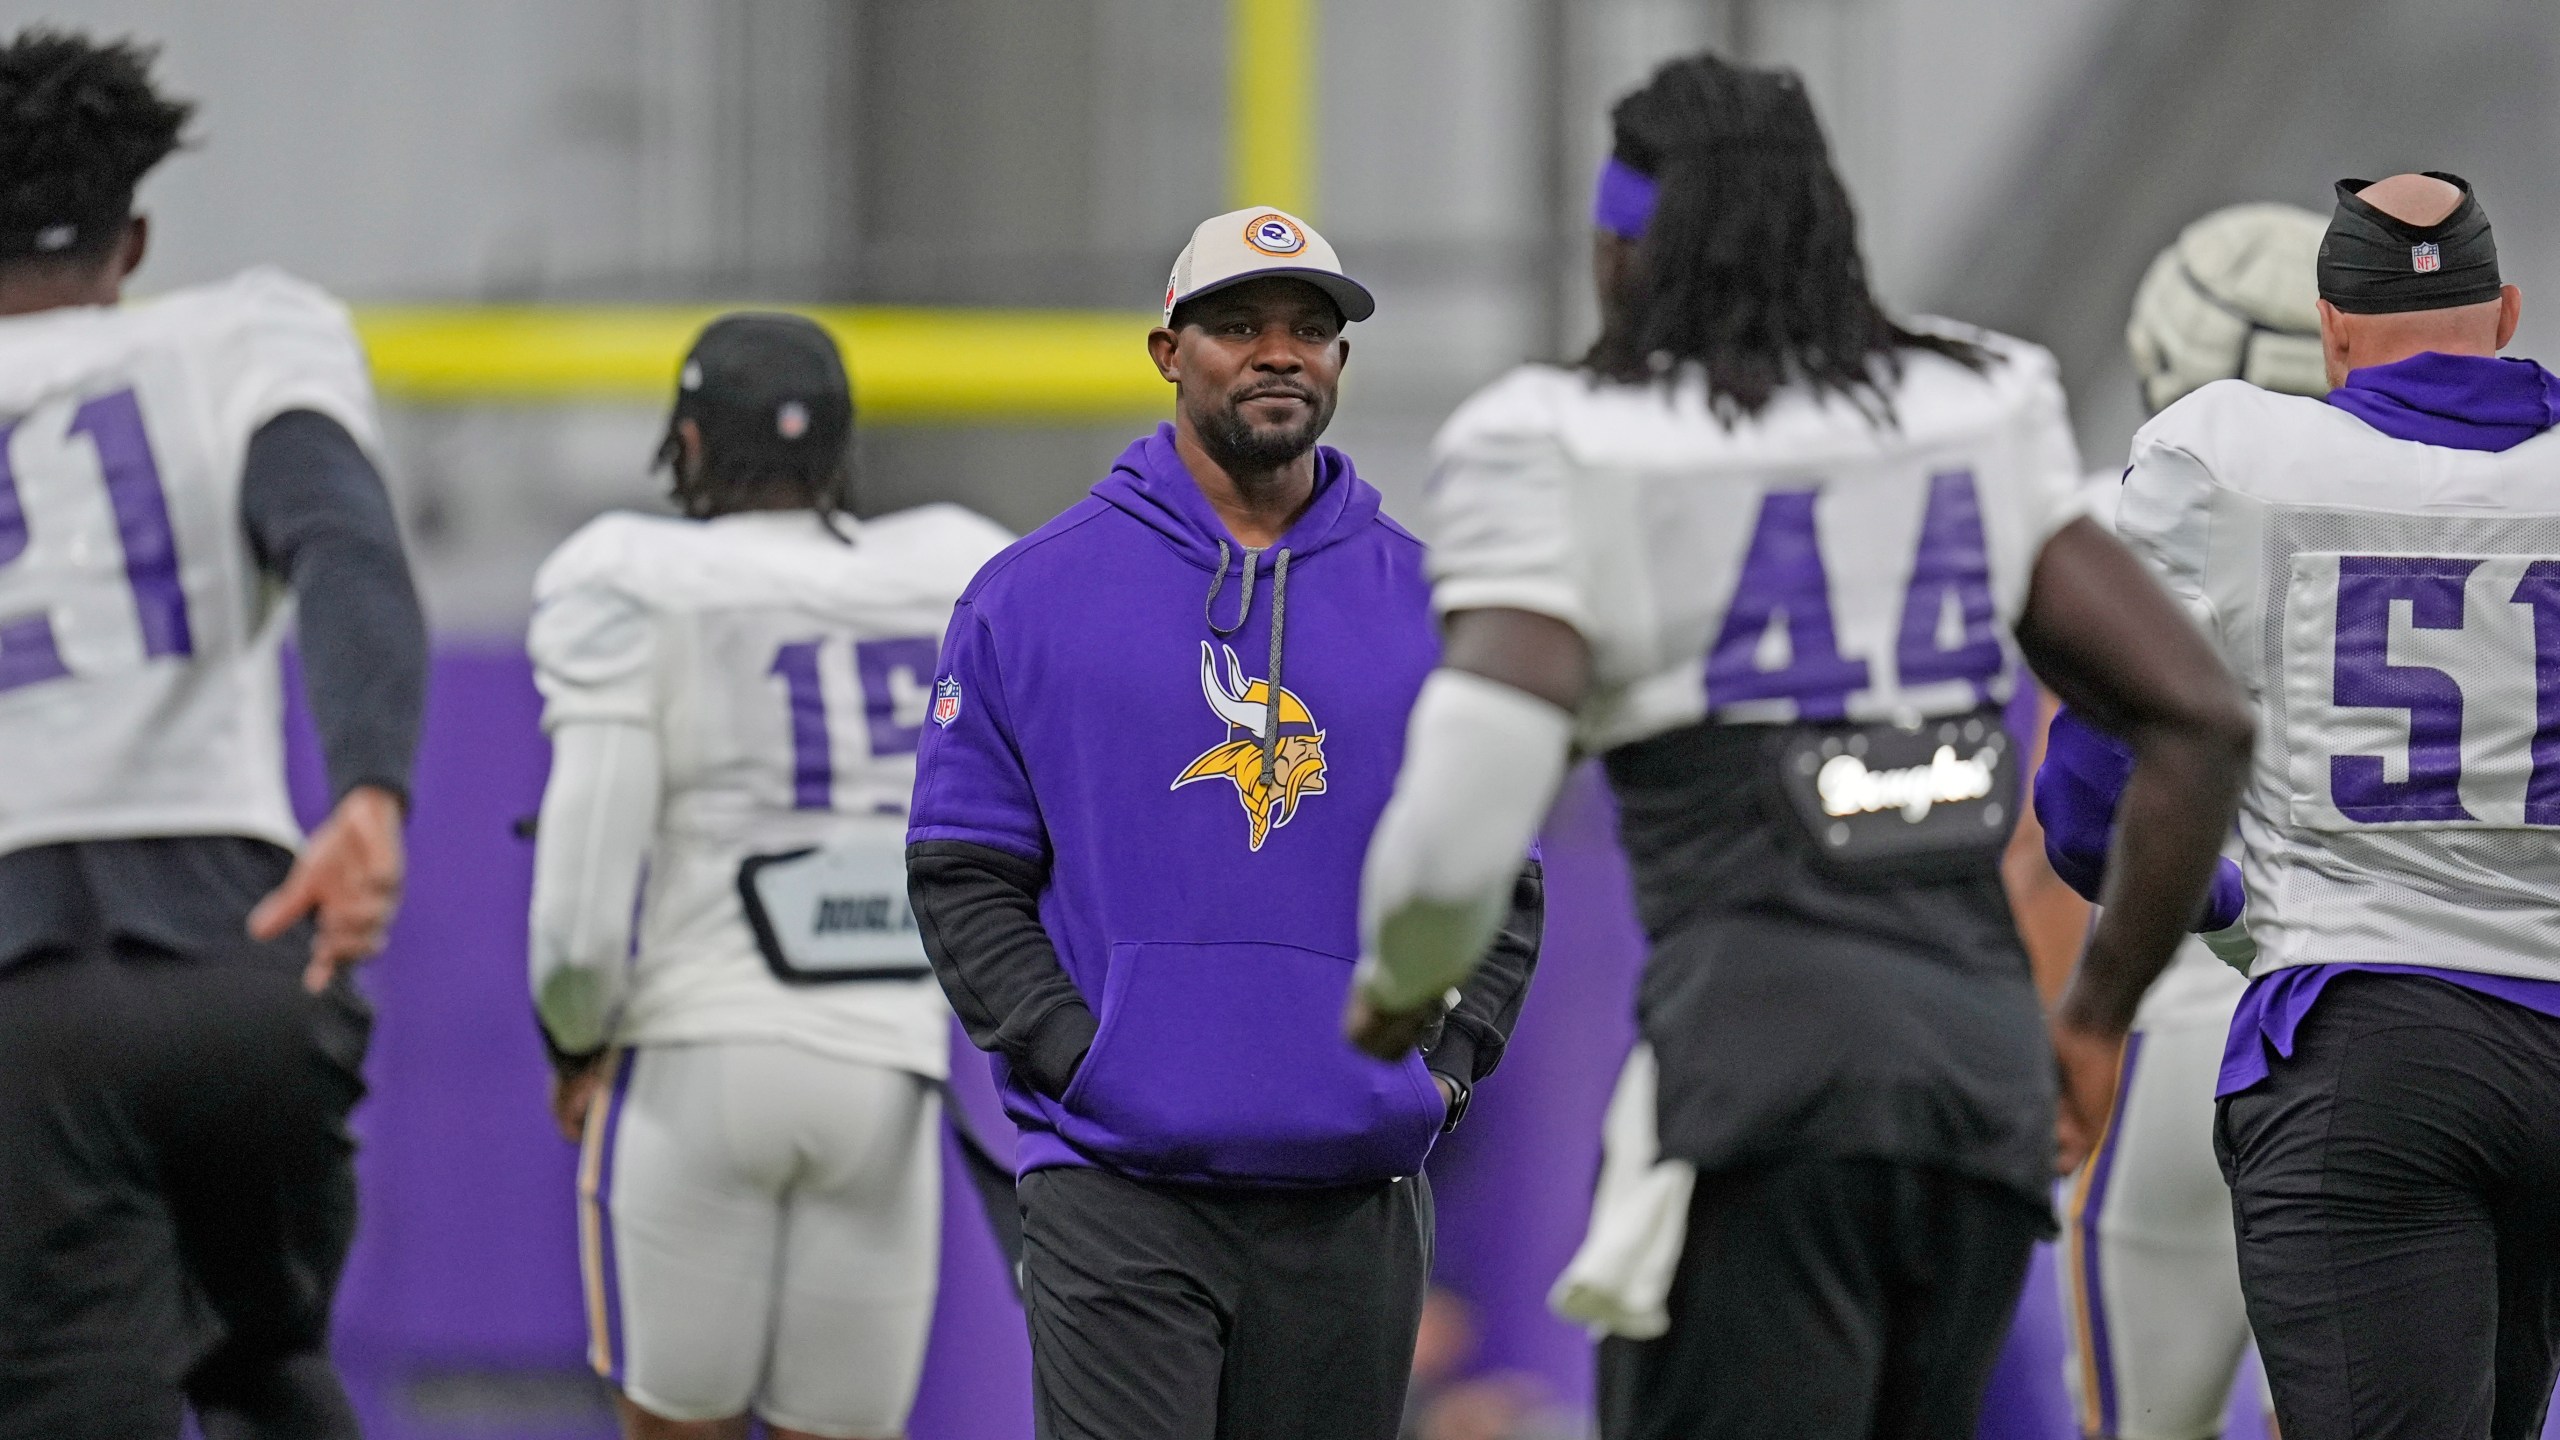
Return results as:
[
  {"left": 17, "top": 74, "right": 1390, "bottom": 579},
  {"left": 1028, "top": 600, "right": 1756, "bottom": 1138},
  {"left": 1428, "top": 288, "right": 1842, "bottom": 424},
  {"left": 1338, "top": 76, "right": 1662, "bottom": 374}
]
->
[
  {"left": 0, "top": 29, "right": 191, "bottom": 268},
  {"left": 1582, "top": 53, "right": 1987, "bottom": 425},
  {"left": 654, "top": 424, "right": 856, "bottom": 541}
]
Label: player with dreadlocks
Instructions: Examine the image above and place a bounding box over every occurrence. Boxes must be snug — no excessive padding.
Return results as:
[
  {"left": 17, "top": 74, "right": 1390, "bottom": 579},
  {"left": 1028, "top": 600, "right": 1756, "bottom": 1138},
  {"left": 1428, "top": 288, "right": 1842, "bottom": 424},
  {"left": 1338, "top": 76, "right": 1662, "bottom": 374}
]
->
[
  {"left": 526, "top": 313, "right": 1011, "bottom": 1440},
  {"left": 0, "top": 27, "right": 427, "bottom": 1440},
  {"left": 1349, "top": 51, "right": 2254, "bottom": 1438},
  {"left": 1576, "top": 65, "right": 1988, "bottom": 420}
]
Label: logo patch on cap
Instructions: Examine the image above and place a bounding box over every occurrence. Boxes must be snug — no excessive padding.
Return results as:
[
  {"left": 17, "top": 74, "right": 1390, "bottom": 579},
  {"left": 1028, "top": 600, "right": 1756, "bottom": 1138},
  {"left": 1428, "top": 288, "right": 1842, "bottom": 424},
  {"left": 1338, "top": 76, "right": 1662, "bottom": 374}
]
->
[
  {"left": 1243, "top": 213, "right": 1307, "bottom": 257},
  {"left": 2413, "top": 242, "right": 2442, "bottom": 274},
  {"left": 681, "top": 360, "right": 703, "bottom": 391},
  {"left": 933, "top": 676, "right": 964, "bottom": 728},
  {"left": 777, "top": 400, "right": 810, "bottom": 440},
  {"left": 33, "top": 224, "right": 75, "bottom": 253}
]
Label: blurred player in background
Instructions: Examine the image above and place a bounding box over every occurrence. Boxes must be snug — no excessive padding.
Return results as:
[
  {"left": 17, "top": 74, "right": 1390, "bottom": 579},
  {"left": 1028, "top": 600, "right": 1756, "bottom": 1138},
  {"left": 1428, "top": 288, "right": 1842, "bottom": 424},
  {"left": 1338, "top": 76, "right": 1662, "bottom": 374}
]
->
[
  {"left": 2079, "top": 171, "right": 2560, "bottom": 1440},
  {"left": 0, "top": 29, "right": 426, "bottom": 1440},
  {"left": 1349, "top": 52, "right": 2252, "bottom": 1440},
  {"left": 2037, "top": 202, "right": 2328, "bottom": 1440},
  {"left": 527, "top": 314, "right": 1009, "bottom": 1440}
]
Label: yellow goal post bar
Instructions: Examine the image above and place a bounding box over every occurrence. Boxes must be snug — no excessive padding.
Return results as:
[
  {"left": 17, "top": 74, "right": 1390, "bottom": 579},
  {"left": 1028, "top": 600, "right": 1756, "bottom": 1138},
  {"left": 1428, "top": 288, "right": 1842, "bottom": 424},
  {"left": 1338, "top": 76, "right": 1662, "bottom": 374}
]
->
[{"left": 352, "top": 305, "right": 1170, "bottom": 424}]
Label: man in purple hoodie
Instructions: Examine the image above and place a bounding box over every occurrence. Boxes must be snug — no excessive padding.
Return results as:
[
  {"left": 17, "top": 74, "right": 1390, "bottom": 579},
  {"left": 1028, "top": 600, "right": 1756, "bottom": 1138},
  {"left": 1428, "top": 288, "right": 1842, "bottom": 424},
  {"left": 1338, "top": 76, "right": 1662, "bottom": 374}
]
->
[
  {"left": 906, "top": 208, "right": 1542, "bottom": 1440},
  {"left": 2040, "top": 173, "right": 2560, "bottom": 1439}
]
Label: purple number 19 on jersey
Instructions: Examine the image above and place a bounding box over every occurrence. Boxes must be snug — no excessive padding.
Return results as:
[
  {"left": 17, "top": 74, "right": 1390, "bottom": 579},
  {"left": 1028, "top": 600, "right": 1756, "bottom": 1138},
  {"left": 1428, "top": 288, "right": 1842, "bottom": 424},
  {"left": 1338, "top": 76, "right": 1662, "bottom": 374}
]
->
[
  {"left": 0, "top": 387, "right": 191, "bottom": 694},
  {"left": 769, "top": 635, "right": 942, "bottom": 811},
  {"left": 771, "top": 641, "right": 834, "bottom": 809}
]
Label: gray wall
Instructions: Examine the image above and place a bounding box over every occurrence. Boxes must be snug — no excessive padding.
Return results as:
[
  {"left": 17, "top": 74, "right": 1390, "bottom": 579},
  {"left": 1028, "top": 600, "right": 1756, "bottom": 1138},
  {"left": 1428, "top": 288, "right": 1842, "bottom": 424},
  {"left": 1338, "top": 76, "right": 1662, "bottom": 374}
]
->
[
  {"left": 1936, "top": 0, "right": 2560, "bottom": 471},
  {"left": 32, "top": 0, "right": 2526, "bottom": 635},
  {"left": 0, "top": 2, "right": 858, "bottom": 298}
]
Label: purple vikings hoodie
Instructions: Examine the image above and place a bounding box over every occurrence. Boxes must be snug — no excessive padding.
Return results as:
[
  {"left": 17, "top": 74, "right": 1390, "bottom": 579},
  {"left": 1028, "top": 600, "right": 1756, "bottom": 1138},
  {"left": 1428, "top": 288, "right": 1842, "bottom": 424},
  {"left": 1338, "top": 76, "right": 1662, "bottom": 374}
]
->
[{"left": 909, "top": 424, "right": 1451, "bottom": 1186}]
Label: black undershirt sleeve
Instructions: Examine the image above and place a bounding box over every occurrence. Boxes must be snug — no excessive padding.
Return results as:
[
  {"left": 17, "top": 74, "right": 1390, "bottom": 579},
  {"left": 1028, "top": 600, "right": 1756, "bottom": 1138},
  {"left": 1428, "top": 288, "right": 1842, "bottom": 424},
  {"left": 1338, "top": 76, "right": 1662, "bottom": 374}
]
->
[
  {"left": 1425, "top": 858, "right": 1545, "bottom": 1095},
  {"left": 907, "top": 839, "right": 1098, "bottom": 1099},
  {"left": 906, "top": 843, "right": 1538, "bottom": 1114},
  {"left": 239, "top": 409, "right": 428, "bottom": 806}
]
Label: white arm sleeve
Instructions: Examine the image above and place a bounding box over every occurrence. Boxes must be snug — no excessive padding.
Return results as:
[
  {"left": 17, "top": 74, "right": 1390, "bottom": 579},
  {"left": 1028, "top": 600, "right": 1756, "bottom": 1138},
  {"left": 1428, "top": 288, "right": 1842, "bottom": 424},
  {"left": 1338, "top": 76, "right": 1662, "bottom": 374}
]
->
[
  {"left": 2115, "top": 429, "right": 2221, "bottom": 629},
  {"left": 213, "top": 269, "right": 385, "bottom": 457},
  {"left": 1355, "top": 669, "right": 1575, "bottom": 1013},
  {"left": 525, "top": 537, "right": 660, "bottom": 1053},
  {"left": 527, "top": 720, "right": 661, "bottom": 1054},
  {"left": 1424, "top": 370, "right": 1596, "bottom": 635}
]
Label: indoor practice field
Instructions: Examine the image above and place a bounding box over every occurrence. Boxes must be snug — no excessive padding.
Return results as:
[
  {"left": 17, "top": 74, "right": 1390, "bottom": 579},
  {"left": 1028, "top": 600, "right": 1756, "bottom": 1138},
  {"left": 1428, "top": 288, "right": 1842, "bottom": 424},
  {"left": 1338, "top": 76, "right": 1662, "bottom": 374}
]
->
[{"left": 7, "top": 4, "right": 2560, "bottom": 1440}]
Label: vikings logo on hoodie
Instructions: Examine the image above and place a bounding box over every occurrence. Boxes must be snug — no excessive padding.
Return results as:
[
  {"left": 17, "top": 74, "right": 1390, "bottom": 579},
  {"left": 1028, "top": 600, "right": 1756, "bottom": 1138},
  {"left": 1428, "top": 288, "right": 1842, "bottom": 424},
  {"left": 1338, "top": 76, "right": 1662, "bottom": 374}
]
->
[{"left": 1172, "top": 641, "right": 1327, "bottom": 851}]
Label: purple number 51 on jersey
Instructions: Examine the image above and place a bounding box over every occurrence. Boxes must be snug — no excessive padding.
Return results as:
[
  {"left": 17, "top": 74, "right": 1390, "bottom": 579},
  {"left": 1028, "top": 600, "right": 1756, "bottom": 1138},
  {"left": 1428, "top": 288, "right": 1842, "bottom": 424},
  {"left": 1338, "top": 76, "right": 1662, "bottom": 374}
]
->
[
  {"left": 2330, "top": 554, "right": 2477, "bottom": 823},
  {"left": 2511, "top": 560, "right": 2560, "bottom": 825}
]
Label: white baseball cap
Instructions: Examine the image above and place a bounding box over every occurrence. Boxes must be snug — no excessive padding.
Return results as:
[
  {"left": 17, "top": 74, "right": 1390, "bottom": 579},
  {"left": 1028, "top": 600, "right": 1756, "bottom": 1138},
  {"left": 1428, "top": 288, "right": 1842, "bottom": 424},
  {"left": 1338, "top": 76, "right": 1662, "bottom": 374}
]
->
[{"left": 1160, "top": 206, "right": 1376, "bottom": 326}]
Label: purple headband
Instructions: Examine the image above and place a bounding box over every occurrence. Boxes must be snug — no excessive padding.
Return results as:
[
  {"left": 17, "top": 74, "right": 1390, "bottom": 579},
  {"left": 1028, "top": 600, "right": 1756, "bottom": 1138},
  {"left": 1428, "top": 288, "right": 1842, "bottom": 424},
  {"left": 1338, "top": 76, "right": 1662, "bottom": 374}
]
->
[{"left": 1593, "top": 156, "right": 1658, "bottom": 239}]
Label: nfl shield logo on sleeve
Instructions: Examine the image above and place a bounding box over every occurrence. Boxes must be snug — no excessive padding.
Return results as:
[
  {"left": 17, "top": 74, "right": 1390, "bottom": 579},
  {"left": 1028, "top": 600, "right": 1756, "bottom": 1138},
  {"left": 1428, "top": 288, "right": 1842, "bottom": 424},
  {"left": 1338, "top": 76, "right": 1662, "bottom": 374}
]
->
[
  {"left": 2413, "top": 242, "right": 2442, "bottom": 273},
  {"left": 932, "top": 676, "right": 963, "bottom": 728}
]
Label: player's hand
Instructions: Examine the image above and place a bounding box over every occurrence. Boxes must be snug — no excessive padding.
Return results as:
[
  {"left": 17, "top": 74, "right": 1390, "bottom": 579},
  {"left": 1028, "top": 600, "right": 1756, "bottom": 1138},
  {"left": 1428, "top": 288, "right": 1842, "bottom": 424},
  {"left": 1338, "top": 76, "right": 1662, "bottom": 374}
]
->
[
  {"left": 2051, "top": 1017, "right": 2128, "bottom": 1175},
  {"left": 550, "top": 1059, "right": 606, "bottom": 1144},
  {"left": 2199, "top": 919, "right": 2258, "bottom": 974},
  {"left": 1345, "top": 985, "right": 1442, "bottom": 1061},
  {"left": 249, "top": 784, "right": 407, "bottom": 995}
]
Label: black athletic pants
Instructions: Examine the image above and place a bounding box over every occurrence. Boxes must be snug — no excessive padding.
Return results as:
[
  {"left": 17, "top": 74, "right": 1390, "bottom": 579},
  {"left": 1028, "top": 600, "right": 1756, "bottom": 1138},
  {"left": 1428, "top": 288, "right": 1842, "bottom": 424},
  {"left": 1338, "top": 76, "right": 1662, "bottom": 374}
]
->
[
  {"left": 2217, "top": 972, "right": 2560, "bottom": 1440},
  {"left": 1597, "top": 1158, "right": 2043, "bottom": 1440},
  {"left": 1018, "top": 1165, "right": 1432, "bottom": 1440},
  {"left": 0, "top": 940, "right": 370, "bottom": 1440}
]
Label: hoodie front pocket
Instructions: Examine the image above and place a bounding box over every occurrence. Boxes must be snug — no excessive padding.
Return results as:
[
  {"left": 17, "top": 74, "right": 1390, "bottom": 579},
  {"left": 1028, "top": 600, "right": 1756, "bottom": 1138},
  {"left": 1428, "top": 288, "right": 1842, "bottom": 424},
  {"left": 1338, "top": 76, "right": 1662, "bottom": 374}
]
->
[{"left": 1054, "top": 939, "right": 1443, "bottom": 1184}]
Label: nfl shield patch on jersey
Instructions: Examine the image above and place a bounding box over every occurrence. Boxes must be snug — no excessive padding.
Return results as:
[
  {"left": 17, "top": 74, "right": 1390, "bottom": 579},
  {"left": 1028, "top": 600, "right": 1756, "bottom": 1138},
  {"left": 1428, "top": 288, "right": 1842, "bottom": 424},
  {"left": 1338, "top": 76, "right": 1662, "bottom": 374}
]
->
[
  {"left": 2412, "top": 242, "right": 2442, "bottom": 273},
  {"left": 932, "top": 675, "right": 963, "bottom": 727}
]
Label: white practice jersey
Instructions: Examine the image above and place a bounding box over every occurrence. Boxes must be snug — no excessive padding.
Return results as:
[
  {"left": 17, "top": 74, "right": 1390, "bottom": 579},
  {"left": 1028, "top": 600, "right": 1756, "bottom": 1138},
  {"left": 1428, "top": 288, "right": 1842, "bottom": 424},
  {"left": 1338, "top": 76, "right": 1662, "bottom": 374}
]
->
[
  {"left": 0, "top": 269, "right": 379, "bottom": 857},
  {"left": 2084, "top": 470, "right": 2249, "bottom": 1031},
  {"left": 2119, "top": 381, "right": 2560, "bottom": 980},
  {"left": 529, "top": 505, "right": 1011, "bottom": 1076},
  {"left": 1427, "top": 325, "right": 2087, "bottom": 752}
]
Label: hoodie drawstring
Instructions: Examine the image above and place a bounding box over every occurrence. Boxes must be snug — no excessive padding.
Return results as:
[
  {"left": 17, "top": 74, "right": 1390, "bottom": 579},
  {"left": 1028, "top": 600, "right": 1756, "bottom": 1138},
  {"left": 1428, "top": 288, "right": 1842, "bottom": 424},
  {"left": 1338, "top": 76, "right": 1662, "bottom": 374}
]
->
[
  {"left": 1205, "top": 540, "right": 1258, "bottom": 637},
  {"left": 1261, "top": 548, "right": 1291, "bottom": 791},
  {"left": 1201, "top": 540, "right": 1294, "bottom": 793}
]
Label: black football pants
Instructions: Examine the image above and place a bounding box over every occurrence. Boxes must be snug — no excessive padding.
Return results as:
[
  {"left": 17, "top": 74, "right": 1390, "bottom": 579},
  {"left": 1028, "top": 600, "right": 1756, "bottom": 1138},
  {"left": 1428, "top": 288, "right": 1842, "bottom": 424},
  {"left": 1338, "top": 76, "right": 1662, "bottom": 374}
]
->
[
  {"left": 2218, "top": 971, "right": 2560, "bottom": 1440},
  {"left": 1597, "top": 1157, "right": 2043, "bottom": 1440},
  {"left": 0, "top": 939, "right": 369, "bottom": 1440},
  {"left": 1018, "top": 1164, "right": 1432, "bottom": 1440}
]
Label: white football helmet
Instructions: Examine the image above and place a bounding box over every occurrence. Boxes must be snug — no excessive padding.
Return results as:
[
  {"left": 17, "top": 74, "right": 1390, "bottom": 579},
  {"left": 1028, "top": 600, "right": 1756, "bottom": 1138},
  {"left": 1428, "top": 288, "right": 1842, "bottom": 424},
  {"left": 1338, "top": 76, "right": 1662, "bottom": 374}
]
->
[{"left": 2127, "top": 202, "right": 2329, "bottom": 412}]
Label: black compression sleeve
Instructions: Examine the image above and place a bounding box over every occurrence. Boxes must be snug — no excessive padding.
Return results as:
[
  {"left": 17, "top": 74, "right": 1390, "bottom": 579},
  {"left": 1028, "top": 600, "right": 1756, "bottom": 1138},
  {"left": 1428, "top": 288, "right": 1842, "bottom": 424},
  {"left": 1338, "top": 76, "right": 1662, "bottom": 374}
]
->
[
  {"left": 240, "top": 410, "right": 428, "bottom": 806},
  {"left": 1426, "top": 859, "right": 1545, "bottom": 1089},
  {"left": 907, "top": 839, "right": 1097, "bottom": 1098}
]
